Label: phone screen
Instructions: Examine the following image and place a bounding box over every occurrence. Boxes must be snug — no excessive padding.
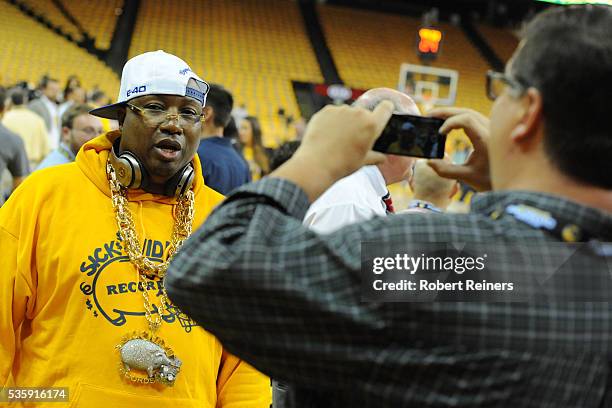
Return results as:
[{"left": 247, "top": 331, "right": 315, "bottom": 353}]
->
[{"left": 373, "top": 114, "right": 446, "bottom": 159}]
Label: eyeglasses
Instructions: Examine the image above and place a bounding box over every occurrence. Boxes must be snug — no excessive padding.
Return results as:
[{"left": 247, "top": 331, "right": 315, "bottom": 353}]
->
[
  {"left": 126, "top": 103, "right": 204, "bottom": 126},
  {"left": 486, "top": 70, "right": 529, "bottom": 101}
]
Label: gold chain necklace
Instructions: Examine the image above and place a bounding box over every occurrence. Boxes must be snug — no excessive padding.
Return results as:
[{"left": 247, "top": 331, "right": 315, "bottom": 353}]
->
[{"left": 106, "top": 159, "right": 194, "bottom": 386}]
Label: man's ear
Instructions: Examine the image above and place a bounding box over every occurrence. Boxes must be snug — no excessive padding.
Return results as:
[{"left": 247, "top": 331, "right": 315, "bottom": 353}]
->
[
  {"left": 61, "top": 126, "right": 71, "bottom": 143},
  {"left": 510, "top": 88, "right": 543, "bottom": 146},
  {"left": 203, "top": 106, "right": 214, "bottom": 124}
]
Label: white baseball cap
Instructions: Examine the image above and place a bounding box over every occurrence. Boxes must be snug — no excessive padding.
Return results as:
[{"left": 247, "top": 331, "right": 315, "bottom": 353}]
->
[{"left": 90, "top": 50, "right": 209, "bottom": 120}]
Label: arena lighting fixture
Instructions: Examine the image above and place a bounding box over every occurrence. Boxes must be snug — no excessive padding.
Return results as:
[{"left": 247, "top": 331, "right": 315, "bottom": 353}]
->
[{"left": 536, "top": 0, "right": 612, "bottom": 5}]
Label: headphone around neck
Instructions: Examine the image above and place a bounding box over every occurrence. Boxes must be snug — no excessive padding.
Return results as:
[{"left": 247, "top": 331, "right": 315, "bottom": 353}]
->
[{"left": 108, "top": 138, "right": 194, "bottom": 198}]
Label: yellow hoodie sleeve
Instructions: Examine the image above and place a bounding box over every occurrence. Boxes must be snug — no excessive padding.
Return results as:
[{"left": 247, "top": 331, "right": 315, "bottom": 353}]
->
[
  {"left": 216, "top": 349, "right": 272, "bottom": 408},
  {"left": 0, "top": 223, "right": 36, "bottom": 388}
]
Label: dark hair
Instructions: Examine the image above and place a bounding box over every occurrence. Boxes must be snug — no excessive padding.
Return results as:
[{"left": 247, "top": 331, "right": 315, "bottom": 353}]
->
[
  {"left": 269, "top": 141, "right": 301, "bottom": 171},
  {"left": 0, "top": 87, "right": 6, "bottom": 111},
  {"left": 39, "top": 75, "right": 59, "bottom": 90},
  {"left": 512, "top": 5, "right": 612, "bottom": 188},
  {"left": 63, "top": 86, "right": 83, "bottom": 102},
  {"left": 223, "top": 116, "right": 239, "bottom": 139},
  {"left": 63, "top": 75, "right": 81, "bottom": 99},
  {"left": 90, "top": 90, "right": 107, "bottom": 104},
  {"left": 243, "top": 116, "right": 263, "bottom": 148},
  {"left": 10, "top": 90, "right": 26, "bottom": 106},
  {"left": 61, "top": 103, "right": 94, "bottom": 129},
  {"left": 206, "top": 84, "right": 234, "bottom": 128},
  {"left": 242, "top": 116, "right": 270, "bottom": 174}
]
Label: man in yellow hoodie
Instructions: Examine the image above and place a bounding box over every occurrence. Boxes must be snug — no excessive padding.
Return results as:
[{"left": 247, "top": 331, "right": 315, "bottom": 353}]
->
[{"left": 0, "top": 50, "right": 271, "bottom": 407}]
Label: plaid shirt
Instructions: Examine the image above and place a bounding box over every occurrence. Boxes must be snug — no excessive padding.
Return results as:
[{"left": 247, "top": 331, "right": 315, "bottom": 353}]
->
[{"left": 167, "top": 178, "right": 612, "bottom": 408}]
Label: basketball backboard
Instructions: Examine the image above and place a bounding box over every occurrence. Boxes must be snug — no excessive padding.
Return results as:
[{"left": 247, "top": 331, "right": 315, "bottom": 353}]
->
[{"left": 398, "top": 63, "right": 459, "bottom": 107}]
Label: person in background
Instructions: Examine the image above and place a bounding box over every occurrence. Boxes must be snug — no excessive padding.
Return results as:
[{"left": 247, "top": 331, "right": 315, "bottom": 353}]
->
[
  {"left": 63, "top": 75, "right": 82, "bottom": 99},
  {"left": 303, "top": 88, "right": 418, "bottom": 234},
  {"left": 90, "top": 89, "right": 111, "bottom": 106},
  {"left": 0, "top": 87, "right": 30, "bottom": 206},
  {"left": 239, "top": 116, "right": 271, "bottom": 180},
  {"left": 231, "top": 102, "right": 248, "bottom": 126},
  {"left": 90, "top": 90, "right": 119, "bottom": 133},
  {"left": 223, "top": 117, "right": 244, "bottom": 154},
  {"left": 59, "top": 86, "right": 87, "bottom": 117},
  {"left": 197, "top": 84, "right": 251, "bottom": 194},
  {"left": 28, "top": 75, "right": 62, "bottom": 150},
  {"left": 269, "top": 141, "right": 301, "bottom": 172},
  {"left": 401, "top": 158, "right": 458, "bottom": 213},
  {"left": 2, "top": 89, "right": 50, "bottom": 167},
  {"left": 36, "top": 103, "right": 103, "bottom": 170}
]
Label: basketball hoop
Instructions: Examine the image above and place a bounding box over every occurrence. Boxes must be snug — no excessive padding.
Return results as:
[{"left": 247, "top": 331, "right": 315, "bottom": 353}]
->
[{"left": 421, "top": 93, "right": 435, "bottom": 113}]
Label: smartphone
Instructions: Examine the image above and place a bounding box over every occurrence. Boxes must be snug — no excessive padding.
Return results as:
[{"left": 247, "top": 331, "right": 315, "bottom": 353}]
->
[{"left": 373, "top": 114, "right": 446, "bottom": 159}]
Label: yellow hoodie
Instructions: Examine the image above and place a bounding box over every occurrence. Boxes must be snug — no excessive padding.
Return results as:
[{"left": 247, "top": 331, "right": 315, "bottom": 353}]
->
[{"left": 0, "top": 132, "right": 271, "bottom": 407}]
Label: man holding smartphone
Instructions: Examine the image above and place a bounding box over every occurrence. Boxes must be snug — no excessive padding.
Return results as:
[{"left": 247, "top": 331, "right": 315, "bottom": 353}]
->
[
  {"left": 303, "top": 87, "right": 418, "bottom": 233},
  {"left": 167, "top": 5, "right": 612, "bottom": 407}
]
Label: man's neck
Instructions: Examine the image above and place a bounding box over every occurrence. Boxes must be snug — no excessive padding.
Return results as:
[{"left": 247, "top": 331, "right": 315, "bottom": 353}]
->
[
  {"left": 201, "top": 127, "right": 224, "bottom": 139},
  {"left": 376, "top": 164, "right": 394, "bottom": 186},
  {"left": 362, "top": 166, "right": 388, "bottom": 197},
  {"left": 58, "top": 142, "right": 77, "bottom": 159}
]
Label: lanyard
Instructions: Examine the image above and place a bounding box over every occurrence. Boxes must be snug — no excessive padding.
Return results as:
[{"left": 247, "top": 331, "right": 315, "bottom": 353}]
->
[
  {"left": 490, "top": 203, "right": 612, "bottom": 258},
  {"left": 408, "top": 200, "right": 443, "bottom": 213}
]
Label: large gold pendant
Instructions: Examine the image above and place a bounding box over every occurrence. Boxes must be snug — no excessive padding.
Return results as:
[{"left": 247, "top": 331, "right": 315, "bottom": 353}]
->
[{"left": 117, "top": 331, "right": 182, "bottom": 386}]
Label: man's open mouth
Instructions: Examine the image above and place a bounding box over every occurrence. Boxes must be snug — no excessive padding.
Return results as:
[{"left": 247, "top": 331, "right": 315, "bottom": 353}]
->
[{"left": 153, "top": 139, "right": 182, "bottom": 160}]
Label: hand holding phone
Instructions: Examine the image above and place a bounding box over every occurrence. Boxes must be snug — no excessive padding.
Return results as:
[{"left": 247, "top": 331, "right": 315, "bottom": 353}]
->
[
  {"left": 426, "top": 107, "right": 492, "bottom": 191},
  {"left": 373, "top": 114, "right": 446, "bottom": 159}
]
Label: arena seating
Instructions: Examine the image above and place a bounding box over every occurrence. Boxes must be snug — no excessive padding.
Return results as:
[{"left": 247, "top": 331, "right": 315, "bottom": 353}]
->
[
  {"left": 129, "top": 0, "right": 323, "bottom": 145},
  {"left": 3, "top": 0, "right": 518, "bottom": 150},
  {"left": 62, "top": 0, "right": 123, "bottom": 50},
  {"left": 17, "top": 0, "right": 83, "bottom": 42},
  {"left": 15, "top": 0, "right": 122, "bottom": 50},
  {"left": 478, "top": 24, "right": 519, "bottom": 64},
  {"left": 318, "top": 4, "right": 493, "bottom": 116},
  {"left": 0, "top": 1, "right": 119, "bottom": 98}
]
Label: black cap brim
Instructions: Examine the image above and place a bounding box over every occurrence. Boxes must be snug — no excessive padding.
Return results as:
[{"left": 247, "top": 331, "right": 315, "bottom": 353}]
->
[{"left": 89, "top": 102, "right": 126, "bottom": 120}]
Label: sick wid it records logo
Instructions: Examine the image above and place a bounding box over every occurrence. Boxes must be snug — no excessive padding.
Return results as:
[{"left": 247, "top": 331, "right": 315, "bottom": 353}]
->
[{"left": 79, "top": 232, "right": 198, "bottom": 333}]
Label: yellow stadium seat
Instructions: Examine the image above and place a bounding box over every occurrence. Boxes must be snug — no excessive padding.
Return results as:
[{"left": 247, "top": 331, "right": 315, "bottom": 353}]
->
[
  {"left": 62, "top": 0, "right": 123, "bottom": 50},
  {"left": 478, "top": 24, "right": 519, "bottom": 65},
  {"left": 129, "top": 0, "right": 323, "bottom": 146},
  {"left": 18, "top": 0, "right": 83, "bottom": 42},
  {"left": 0, "top": 1, "right": 119, "bottom": 99}
]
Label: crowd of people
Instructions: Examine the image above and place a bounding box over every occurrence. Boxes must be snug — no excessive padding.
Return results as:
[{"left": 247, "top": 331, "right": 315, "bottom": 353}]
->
[
  {"left": 0, "top": 73, "right": 299, "bottom": 206},
  {"left": 1, "top": 3, "right": 611, "bottom": 408}
]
